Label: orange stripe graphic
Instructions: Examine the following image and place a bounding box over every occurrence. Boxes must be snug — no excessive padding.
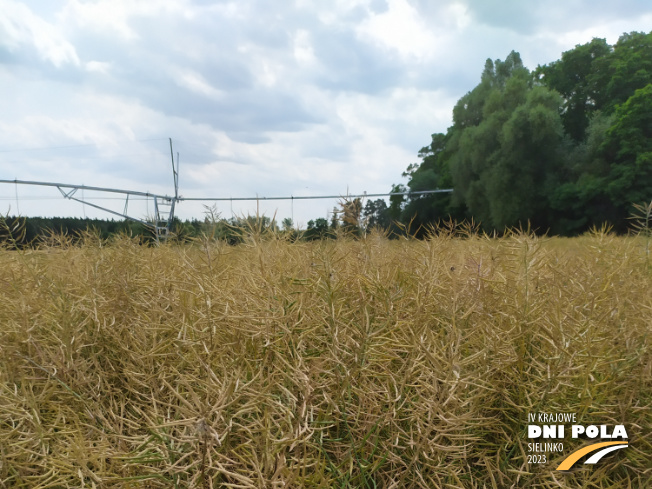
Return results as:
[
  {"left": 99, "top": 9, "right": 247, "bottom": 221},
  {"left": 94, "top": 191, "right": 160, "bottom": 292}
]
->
[{"left": 556, "top": 441, "right": 628, "bottom": 471}]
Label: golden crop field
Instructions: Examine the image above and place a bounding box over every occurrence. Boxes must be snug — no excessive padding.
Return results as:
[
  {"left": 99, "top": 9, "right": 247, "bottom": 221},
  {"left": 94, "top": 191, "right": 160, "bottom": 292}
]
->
[{"left": 0, "top": 228, "right": 650, "bottom": 488}]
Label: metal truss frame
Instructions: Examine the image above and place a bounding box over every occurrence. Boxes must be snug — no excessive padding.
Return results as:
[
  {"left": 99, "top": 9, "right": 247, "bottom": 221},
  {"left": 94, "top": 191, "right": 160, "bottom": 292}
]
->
[{"left": 1, "top": 138, "right": 452, "bottom": 241}]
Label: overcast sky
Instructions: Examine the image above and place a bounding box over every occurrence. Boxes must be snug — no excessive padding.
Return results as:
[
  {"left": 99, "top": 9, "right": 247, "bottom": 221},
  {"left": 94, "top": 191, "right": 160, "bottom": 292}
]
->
[{"left": 1, "top": 0, "right": 651, "bottom": 227}]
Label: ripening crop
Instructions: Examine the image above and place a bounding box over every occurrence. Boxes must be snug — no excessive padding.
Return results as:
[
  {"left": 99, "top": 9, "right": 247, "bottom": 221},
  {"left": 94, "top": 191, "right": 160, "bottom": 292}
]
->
[{"left": 0, "top": 226, "right": 650, "bottom": 488}]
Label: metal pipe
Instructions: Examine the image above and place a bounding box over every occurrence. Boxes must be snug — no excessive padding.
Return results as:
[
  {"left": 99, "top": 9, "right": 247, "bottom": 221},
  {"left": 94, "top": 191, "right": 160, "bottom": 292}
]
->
[
  {"left": 0, "top": 179, "right": 171, "bottom": 200},
  {"left": 66, "top": 195, "right": 153, "bottom": 227},
  {"left": 177, "top": 189, "right": 453, "bottom": 202}
]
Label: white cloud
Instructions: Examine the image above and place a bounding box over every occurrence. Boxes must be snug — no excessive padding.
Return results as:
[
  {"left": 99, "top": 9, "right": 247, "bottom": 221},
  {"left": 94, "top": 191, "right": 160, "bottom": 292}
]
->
[
  {"left": 544, "top": 12, "right": 652, "bottom": 50},
  {"left": 60, "top": 0, "right": 193, "bottom": 40},
  {"left": 85, "top": 60, "right": 111, "bottom": 74},
  {"left": 176, "top": 70, "right": 225, "bottom": 99},
  {"left": 0, "top": 0, "right": 79, "bottom": 67},
  {"left": 306, "top": 0, "right": 373, "bottom": 27},
  {"left": 61, "top": 0, "right": 139, "bottom": 40},
  {"left": 447, "top": 2, "right": 471, "bottom": 30},
  {"left": 356, "top": 0, "right": 440, "bottom": 60},
  {"left": 293, "top": 29, "right": 317, "bottom": 65}
]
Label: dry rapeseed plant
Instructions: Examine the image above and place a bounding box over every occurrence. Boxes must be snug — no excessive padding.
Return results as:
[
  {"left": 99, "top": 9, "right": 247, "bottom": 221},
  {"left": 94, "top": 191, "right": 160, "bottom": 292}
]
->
[{"left": 0, "top": 225, "right": 650, "bottom": 488}]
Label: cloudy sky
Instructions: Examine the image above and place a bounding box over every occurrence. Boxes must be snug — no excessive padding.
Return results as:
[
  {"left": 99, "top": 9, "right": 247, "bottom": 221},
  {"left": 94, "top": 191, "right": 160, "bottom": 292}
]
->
[{"left": 1, "top": 0, "right": 651, "bottom": 227}]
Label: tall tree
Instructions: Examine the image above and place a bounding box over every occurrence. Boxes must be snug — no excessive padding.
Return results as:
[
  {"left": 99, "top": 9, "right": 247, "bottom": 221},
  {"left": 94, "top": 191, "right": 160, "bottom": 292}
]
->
[
  {"left": 399, "top": 132, "right": 465, "bottom": 232},
  {"left": 535, "top": 38, "right": 611, "bottom": 141},
  {"left": 363, "top": 199, "right": 391, "bottom": 230},
  {"left": 593, "top": 31, "right": 652, "bottom": 112},
  {"left": 601, "top": 84, "right": 652, "bottom": 218},
  {"left": 537, "top": 31, "right": 652, "bottom": 140},
  {"left": 449, "top": 52, "right": 564, "bottom": 230}
]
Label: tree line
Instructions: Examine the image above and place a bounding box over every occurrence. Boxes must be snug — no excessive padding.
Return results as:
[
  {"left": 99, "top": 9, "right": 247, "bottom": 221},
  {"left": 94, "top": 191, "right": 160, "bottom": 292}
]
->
[
  {"left": 0, "top": 201, "right": 393, "bottom": 246},
  {"left": 391, "top": 31, "right": 652, "bottom": 235}
]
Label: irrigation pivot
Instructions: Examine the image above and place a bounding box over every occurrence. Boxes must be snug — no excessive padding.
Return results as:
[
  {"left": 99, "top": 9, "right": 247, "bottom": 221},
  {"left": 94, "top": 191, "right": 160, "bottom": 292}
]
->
[
  {"left": 1, "top": 178, "right": 176, "bottom": 241},
  {"left": 154, "top": 139, "right": 180, "bottom": 240},
  {"left": 1, "top": 137, "right": 452, "bottom": 241},
  {"left": 0, "top": 138, "right": 180, "bottom": 242}
]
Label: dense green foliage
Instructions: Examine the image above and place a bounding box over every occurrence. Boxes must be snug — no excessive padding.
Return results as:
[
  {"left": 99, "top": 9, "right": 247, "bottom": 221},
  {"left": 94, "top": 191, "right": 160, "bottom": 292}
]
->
[
  {"left": 396, "top": 31, "right": 652, "bottom": 235},
  {"left": 0, "top": 212, "right": 368, "bottom": 246},
  {"left": 0, "top": 216, "right": 153, "bottom": 244}
]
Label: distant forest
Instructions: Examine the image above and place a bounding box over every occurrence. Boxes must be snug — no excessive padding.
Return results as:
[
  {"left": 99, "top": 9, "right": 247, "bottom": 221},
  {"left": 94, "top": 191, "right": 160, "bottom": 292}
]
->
[
  {"left": 2, "top": 31, "right": 651, "bottom": 244},
  {"left": 0, "top": 213, "right": 379, "bottom": 245}
]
